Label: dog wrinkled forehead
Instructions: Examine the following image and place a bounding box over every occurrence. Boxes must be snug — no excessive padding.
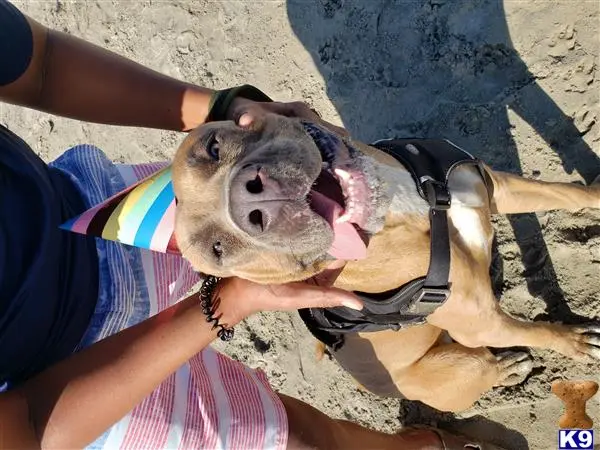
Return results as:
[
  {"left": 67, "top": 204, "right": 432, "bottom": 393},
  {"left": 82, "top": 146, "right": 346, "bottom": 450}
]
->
[
  {"left": 173, "top": 115, "right": 315, "bottom": 170},
  {"left": 177, "top": 121, "right": 251, "bottom": 168},
  {"left": 171, "top": 117, "right": 334, "bottom": 196}
]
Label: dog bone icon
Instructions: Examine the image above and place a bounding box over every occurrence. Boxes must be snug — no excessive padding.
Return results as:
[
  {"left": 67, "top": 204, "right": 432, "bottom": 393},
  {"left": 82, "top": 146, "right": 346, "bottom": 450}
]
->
[{"left": 551, "top": 380, "right": 598, "bottom": 429}]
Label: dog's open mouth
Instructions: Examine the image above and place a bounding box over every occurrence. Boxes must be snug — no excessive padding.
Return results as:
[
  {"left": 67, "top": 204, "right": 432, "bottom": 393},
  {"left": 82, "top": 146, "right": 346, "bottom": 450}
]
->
[{"left": 307, "top": 140, "right": 370, "bottom": 260}]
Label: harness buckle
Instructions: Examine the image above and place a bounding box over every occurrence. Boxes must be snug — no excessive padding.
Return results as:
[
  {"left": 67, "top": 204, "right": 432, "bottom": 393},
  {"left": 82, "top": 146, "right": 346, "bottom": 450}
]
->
[
  {"left": 420, "top": 177, "right": 451, "bottom": 210},
  {"left": 414, "top": 287, "right": 450, "bottom": 304}
]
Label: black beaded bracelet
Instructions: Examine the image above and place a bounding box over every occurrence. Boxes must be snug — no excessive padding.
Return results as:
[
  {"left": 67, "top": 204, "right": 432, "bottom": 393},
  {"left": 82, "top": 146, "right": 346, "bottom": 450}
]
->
[{"left": 199, "top": 275, "right": 235, "bottom": 342}]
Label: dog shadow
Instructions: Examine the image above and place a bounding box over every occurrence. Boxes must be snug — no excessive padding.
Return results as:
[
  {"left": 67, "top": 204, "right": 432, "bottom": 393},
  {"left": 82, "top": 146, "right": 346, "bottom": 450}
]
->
[
  {"left": 287, "top": 0, "right": 598, "bottom": 444},
  {"left": 287, "top": 0, "right": 599, "bottom": 324}
]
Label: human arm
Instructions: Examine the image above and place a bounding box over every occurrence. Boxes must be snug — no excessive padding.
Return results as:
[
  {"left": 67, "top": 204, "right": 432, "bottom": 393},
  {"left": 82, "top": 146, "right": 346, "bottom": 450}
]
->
[
  {"left": 0, "top": 275, "right": 360, "bottom": 449},
  {"left": 0, "top": 0, "right": 212, "bottom": 131},
  {"left": 0, "top": 1, "right": 336, "bottom": 132}
]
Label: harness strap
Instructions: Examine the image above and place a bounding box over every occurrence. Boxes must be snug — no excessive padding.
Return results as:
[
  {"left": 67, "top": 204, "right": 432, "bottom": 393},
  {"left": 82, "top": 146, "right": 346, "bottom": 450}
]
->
[
  {"left": 298, "top": 277, "right": 430, "bottom": 350},
  {"left": 372, "top": 139, "right": 459, "bottom": 308}
]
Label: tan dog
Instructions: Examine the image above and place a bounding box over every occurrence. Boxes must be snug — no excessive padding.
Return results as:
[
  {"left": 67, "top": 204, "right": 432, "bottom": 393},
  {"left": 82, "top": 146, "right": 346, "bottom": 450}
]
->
[{"left": 172, "top": 113, "right": 600, "bottom": 412}]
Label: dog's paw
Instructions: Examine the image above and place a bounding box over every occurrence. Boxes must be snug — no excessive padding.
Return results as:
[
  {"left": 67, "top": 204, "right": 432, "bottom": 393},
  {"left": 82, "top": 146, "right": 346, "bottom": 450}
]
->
[
  {"left": 558, "top": 325, "right": 600, "bottom": 362},
  {"left": 494, "top": 351, "right": 534, "bottom": 387}
]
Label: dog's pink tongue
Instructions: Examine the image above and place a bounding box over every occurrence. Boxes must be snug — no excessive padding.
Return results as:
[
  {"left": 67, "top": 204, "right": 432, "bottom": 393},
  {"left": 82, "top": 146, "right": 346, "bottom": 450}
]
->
[{"left": 309, "top": 191, "right": 367, "bottom": 260}]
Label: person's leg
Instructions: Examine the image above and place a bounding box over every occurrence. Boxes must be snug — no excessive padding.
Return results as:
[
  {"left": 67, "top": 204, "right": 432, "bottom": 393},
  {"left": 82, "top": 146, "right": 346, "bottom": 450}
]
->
[
  {"left": 282, "top": 392, "right": 509, "bottom": 449},
  {"left": 279, "top": 393, "right": 508, "bottom": 450},
  {"left": 279, "top": 393, "right": 443, "bottom": 449}
]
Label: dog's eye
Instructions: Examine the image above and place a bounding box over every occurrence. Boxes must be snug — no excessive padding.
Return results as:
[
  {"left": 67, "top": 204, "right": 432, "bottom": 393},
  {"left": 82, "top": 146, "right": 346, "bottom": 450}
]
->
[{"left": 207, "top": 137, "right": 220, "bottom": 161}]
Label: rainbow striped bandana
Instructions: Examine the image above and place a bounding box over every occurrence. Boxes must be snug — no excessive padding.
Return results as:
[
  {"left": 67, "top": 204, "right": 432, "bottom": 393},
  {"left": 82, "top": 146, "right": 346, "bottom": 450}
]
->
[{"left": 61, "top": 166, "right": 180, "bottom": 254}]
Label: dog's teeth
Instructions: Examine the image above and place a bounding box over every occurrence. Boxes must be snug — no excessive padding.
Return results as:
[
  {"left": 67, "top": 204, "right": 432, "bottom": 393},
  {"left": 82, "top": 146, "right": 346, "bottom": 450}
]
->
[
  {"left": 334, "top": 168, "right": 351, "bottom": 181},
  {"left": 336, "top": 210, "right": 352, "bottom": 224}
]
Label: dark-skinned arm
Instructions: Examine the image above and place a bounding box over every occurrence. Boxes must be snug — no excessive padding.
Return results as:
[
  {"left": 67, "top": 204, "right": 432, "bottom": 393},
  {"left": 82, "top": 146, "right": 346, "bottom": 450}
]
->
[
  {"left": 0, "top": 276, "right": 360, "bottom": 449},
  {"left": 0, "top": 3, "right": 345, "bottom": 135},
  {"left": 0, "top": 8, "right": 212, "bottom": 132},
  {"left": 0, "top": 293, "right": 217, "bottom": 450}
]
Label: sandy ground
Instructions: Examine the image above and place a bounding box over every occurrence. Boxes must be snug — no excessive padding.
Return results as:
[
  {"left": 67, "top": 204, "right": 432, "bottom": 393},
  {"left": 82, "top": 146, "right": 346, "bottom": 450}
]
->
[{"left": 3, "top": 1, "right": 599, "bottom": 449}]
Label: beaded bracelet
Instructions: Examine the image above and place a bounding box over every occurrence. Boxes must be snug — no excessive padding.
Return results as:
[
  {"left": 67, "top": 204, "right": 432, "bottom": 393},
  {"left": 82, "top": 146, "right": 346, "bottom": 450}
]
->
[{"left": 199, "top": 275, "right": 235, "bottom": 342}]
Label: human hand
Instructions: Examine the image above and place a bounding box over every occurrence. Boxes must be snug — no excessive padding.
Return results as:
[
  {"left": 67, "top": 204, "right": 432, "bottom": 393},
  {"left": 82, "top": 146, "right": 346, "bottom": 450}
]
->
[
  {"left": 215, "top": 261, "right": 361, "bottom": 327},
  {"left": 227, "top": 97, "right": 348, "bottom": 137}
]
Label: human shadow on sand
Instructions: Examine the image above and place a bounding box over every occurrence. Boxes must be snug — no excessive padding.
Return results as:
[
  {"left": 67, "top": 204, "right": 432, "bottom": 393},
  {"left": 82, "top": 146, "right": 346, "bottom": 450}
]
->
[{"left": 287, "top": 0, "right": 600, "bottom": 325}]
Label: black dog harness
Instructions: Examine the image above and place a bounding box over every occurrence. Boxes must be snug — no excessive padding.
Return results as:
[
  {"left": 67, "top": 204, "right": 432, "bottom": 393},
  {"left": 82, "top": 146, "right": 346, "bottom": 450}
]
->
[{"left": 299, "top": 138, "right": 487, "bottom": 350}]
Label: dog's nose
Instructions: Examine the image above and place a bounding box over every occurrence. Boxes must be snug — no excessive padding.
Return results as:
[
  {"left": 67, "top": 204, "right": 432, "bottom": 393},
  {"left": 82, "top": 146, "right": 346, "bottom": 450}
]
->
[{"left": 229, "top": 164, "right": 287, "bottom": 235}]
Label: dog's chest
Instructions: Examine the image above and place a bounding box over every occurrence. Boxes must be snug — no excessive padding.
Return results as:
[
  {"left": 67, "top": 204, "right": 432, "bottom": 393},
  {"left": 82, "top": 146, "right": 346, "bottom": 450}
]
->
[
  {"left": 446, "top": 165, "right": 491, "bottom": 255},
  {"left": 339, "top": 163, "right": 491, "bottom": 292},
  {"left": 377, "top": 158, "right": 490, "bottom": 249}
]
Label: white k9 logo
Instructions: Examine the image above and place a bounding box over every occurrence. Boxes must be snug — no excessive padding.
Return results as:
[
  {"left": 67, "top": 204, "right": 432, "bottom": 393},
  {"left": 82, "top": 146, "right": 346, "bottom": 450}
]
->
[{"left": 558, "top": 429, "right": 594, "bottom": 449}]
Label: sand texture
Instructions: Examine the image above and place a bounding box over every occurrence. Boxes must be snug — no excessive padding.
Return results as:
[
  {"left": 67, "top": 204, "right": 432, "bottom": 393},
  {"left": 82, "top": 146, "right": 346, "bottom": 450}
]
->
[{"left": 3, "top": 1, "right": 599, "bottom": 449}]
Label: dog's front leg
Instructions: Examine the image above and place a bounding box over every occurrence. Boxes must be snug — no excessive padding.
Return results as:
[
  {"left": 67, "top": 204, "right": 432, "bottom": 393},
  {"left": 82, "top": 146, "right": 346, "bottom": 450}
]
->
[
  {"left": 485, "top": 167, "right": 600, "bottom": 214},
  {"left": 428, "top": 283, "right": 600, "bottom": 363}
]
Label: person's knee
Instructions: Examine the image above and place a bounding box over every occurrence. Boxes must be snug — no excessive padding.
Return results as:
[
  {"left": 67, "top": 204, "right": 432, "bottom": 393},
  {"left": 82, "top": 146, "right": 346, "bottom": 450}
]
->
[{"left": 278, "top": 393, "right": 333, "bottom": 450}]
